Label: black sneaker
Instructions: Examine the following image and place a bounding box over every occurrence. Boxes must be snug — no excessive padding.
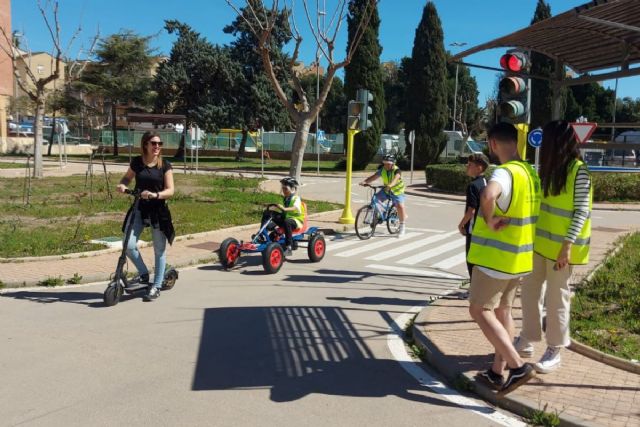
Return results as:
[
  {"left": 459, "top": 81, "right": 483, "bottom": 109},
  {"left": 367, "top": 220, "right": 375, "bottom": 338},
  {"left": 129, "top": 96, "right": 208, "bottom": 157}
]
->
[
  {"left": 284, "top": 247, "right": 293, "bottom": 257},
  {"left": 497, "top": 363, "right": 536, "bottom": 397},
  {"left": 143, "top": 287, "right": 160, "bottom": 301},
  {"left": 291, "top": 241, "right": 299, "bottom": 250},
  {"left": 476, "top": 369, "right": 504, "bottom": 390}
]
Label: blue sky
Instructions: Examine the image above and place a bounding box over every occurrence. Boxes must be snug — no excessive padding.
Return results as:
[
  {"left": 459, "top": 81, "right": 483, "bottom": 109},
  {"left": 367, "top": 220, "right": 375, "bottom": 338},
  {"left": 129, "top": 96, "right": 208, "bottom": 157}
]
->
[{"left": 11, "top": 0, "right": 639, "bottom": 107}]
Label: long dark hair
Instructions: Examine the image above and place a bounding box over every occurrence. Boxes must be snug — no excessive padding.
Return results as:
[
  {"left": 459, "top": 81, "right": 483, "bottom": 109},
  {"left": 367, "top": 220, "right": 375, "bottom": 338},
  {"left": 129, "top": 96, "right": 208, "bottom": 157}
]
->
[
  {"left": 539, "top": 120, "right": 580, "bottom": 197},
  {"left": 140, "top": 131, "right": 163, "bottom": 169}
]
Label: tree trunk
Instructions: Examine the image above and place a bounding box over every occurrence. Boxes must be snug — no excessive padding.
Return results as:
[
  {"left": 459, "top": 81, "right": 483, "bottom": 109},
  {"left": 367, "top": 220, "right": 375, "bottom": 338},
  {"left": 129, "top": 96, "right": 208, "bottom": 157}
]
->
[
  {"left": 236, "top": 130, "right": 248, "bottom": 161},
  {"left": 111, "top": 103, "right": 119, "bottom": 156},
  {"left": 33, "top": 98, "right": 45, "bottom": 178},
  {"left": 289, "top": 118, "right": 312, "bottom": 181},
  {"left": 174, "top": 132, "right": 185, "bottom": 159}
]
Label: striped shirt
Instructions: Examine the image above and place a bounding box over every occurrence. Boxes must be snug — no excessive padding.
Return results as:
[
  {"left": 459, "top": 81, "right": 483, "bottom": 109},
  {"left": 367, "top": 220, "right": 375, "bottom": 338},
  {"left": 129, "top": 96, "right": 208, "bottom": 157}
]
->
[{"left": 566, "top": 166, "right": 591, "bottom": 243}]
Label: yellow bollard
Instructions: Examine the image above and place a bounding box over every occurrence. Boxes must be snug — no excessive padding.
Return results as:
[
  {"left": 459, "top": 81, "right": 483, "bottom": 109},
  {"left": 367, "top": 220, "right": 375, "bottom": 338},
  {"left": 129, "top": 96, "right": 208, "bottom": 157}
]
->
[
  {"left": 339, "top": 129, "right": 359, "bottom": 224},
  {"left": 515, "top": 123, "right": 529, "bottom": 160}
]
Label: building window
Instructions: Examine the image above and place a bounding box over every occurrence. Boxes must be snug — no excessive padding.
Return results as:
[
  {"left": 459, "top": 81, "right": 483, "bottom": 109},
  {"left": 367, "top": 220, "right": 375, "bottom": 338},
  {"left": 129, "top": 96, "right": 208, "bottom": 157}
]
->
[{"left": 36, "top": 65, "right": 44, "bottom": 75}]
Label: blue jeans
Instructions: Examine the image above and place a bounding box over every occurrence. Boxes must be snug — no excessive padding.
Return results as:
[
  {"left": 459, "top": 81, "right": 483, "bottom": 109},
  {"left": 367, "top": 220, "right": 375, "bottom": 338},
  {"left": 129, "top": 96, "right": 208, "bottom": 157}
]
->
[{"left": 125, "top": 209, "right": 167, "bottom": 288}]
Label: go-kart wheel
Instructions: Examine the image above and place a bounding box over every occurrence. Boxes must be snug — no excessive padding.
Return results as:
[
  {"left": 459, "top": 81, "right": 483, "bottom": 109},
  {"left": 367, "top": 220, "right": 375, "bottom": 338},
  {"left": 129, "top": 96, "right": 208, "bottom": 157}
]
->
[
  {"left": 103, "top": 281, "right": 123, "bottom": 307},
  {"left": 308, "top": 233, "right": 326, "bottom": 262},
  {"left": 219, "top": 237, "right": 241, "bottom": 269},
  {"left": 162, "top": 269, "right": 178, "bottom": 290},
  {"left": 262, "top": 242, "right": 284, "bottom": 274}
]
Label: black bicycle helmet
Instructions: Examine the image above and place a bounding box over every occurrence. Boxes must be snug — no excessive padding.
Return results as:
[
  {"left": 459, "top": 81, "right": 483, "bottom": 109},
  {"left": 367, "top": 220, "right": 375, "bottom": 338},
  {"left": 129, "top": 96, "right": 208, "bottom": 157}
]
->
[
  {"left": 382, "top": 153, "right": 396, "bottom": 163},
  {"left": 280, "top": 176, "right": 299, "bottom": 189}
]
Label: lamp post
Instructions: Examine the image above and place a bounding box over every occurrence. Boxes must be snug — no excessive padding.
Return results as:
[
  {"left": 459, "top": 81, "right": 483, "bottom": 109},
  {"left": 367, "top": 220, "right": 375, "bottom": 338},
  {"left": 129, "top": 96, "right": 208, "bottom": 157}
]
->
[{"left": 449, "top": 42, "right": 467, "bottom": 132}]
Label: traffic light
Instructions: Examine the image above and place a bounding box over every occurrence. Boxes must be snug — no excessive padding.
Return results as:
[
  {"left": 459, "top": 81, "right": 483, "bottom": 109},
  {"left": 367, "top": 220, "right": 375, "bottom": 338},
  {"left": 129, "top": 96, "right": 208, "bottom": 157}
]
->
[
  {"left": 498, "top": 50, "right": 530, "bottom": 124},
  {"left": 347, "top": 89, "right": 373, "bottom": 131}
]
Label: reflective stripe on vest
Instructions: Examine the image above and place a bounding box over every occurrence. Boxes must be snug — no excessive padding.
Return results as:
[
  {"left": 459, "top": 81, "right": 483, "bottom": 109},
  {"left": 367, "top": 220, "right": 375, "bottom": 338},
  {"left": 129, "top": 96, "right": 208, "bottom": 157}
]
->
[
  {"left": 381, "top": 166, "right": 405, "bottom": 195},
  {"left": 534, "top": 159, "right": 592, "bottom": 265},
  {"left": 285, "top": 195, "right": 305, "bottom": 227},
  {"left": 467, "top": 160, "right": 541, "bottom": 275}
]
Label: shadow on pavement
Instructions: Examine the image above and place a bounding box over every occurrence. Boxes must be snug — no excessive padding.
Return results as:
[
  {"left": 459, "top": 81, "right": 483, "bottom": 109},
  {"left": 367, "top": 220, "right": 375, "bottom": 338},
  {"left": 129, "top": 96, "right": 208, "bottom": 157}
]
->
[
  {"left": 191, "top": 305, "right": 489, "bottom": 411},
  {"left": 326, "top": 296, "right": 425, "bottom": 307},
  {"left": 0, "top": 290, "right": 138, "bottom": 307}
]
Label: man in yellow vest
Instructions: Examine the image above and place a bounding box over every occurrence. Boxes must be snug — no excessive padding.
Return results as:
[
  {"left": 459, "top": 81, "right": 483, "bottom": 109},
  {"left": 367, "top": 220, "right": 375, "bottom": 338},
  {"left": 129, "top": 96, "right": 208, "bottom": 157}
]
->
[
  {"left": 359, "top": 153, "right": 407, "bottom": 237},
  {"left": 467, "top": 122, "right": 541, "bottom": 396}
]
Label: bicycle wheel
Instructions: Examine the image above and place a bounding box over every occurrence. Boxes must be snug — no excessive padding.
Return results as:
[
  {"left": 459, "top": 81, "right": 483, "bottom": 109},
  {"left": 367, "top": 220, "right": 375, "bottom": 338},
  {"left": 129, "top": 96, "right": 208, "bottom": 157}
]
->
[
  {"left": 386, "top": 206, "right": 401, "bottom": 234},
  {"left": 355, "top": 206, "right": 377, "bottom": 240}
]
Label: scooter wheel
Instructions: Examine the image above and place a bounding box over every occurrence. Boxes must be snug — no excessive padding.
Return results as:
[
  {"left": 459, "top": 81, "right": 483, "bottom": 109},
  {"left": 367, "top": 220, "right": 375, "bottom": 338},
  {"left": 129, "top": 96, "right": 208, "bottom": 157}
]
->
[
  {"left": 262, "top": 242, "right": 284, "bottom": 274},
  {"left": 219, "top": 237, "right": 241, "bottom": 270},
  {"left": 162, "top": 269, "right": 178, "bottom": 290},
  {"left": 103, "top": 281, "right": 123, "bottom": 307}
]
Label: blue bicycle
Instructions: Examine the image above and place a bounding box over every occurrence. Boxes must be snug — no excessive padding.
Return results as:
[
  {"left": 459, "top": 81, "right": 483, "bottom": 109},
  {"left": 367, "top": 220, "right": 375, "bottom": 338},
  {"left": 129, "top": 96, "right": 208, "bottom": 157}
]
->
[{"left": 355, "top": 184, "right": 401, "bottom": 240}]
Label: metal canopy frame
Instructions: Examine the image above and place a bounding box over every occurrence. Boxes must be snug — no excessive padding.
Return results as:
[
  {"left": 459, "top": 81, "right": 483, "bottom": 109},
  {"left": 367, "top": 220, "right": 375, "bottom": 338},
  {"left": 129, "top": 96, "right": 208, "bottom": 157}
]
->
[{"left": 452, "top": 0, "right": 640, "bottom": 86}]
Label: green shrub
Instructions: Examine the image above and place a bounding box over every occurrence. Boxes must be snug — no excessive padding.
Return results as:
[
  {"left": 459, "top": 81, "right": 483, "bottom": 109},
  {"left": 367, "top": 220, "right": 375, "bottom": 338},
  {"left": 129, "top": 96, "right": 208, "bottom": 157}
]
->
[
  {"left": 67, "top": 273, "right": 83, "bottom": 285},
  {"left": 425, "top": 164, "right": 640, "bottom": 202},
  {"left": 38, "top": 276, "right": 65, "bottom": 287}
]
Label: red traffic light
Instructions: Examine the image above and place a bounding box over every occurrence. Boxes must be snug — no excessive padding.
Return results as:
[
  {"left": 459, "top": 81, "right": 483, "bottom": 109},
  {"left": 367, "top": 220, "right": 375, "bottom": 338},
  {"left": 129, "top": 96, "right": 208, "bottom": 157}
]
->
[{"left": 500, "top": 51, "right": 529, "bottom": 72}]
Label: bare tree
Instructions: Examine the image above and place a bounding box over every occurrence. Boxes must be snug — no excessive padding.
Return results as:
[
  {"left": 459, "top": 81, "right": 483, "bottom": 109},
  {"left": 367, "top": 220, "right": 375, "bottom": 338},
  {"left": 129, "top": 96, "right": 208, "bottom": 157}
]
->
[
  {"left": 226, "top": 0, "right": 377, "bottom": 180},
  {"left": 450, "top": 95, "right": 485, "bottom": 144},
  {"left": 0, "top": 1, "right": 96, "bottom": 177}
]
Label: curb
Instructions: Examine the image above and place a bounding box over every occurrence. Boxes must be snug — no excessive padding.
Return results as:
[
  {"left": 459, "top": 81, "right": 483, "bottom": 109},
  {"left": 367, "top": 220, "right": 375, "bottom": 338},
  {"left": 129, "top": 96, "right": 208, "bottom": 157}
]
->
[
  {"left": 0, "top": 210, "right": 346, "bottom": 288},
  {"left": 411, "top": 298, "right": 601, "bottom": 427},
  {"left": 569, "top": 339, "right": 640, "bottom": 374}
]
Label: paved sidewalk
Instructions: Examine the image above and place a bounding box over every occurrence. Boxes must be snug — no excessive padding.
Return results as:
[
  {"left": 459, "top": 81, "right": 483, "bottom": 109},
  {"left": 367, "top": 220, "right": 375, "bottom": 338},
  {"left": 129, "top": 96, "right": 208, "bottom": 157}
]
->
[
  {"left": 405, "top": 183, "right": 640, "bottom": 211},
  {"left": 413, "top": 227, "right": 640, "bottom": 427},
  {"left": 0, "top": 210, "right": 345, "bottom": 288}
]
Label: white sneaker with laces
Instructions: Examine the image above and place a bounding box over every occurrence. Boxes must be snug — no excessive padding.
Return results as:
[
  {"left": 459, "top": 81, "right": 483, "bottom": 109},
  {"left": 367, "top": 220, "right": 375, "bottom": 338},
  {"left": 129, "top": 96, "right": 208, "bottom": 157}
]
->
[
  {"left": 534, "top": 346, "right": 562, "bottom": 374},
  {"left": 397, "top": 224, "right": 406, "bottom": 238},
  {"left": 513, "top": 336, "right": 534, "bottom": 358}
]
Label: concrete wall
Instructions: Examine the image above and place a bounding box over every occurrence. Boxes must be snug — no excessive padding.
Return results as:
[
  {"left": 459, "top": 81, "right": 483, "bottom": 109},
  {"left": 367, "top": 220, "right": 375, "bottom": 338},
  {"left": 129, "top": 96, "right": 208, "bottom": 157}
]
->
[{"left": 0, "top": 0, "right": 12, "bottom": 98}]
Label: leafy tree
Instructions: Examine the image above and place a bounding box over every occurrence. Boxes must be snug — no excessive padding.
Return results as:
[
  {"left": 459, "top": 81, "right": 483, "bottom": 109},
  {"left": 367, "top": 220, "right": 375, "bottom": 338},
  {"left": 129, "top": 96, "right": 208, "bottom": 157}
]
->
[
  {"left": 154, "top": 20, "right": 242, "bottom": 158},
  {"left": 80, "top": 30, "right": 155, "bottom": 156},
  {"left": 225, "top": 0, "right": 377, "bottom": 180},
  {"left": 297, "top": 74, "right": 346, "bottom": 134},
  {"left": 382, "top": 58, "right": 410, "bottom": 134},
  {"left": 404, "top": 2, "right": 448, "bottom": 166},
  {"left": 445, "top": 52, "right": 479, "bottom": 136},
  {"left": 345, "top": 0, "right": 385, "bottom": 169},
  {"left": 529, "top": 0, "right": 558, "bottom": 129},
  {"left": 223, "top": 11, "right": 291, "bottom": 160}
]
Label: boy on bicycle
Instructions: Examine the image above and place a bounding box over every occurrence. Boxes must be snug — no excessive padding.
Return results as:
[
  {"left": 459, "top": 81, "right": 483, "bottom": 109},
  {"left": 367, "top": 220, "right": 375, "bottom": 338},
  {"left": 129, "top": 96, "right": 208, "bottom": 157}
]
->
[{"left": 359, "top": 153, "right": 407, "bottom": 237}]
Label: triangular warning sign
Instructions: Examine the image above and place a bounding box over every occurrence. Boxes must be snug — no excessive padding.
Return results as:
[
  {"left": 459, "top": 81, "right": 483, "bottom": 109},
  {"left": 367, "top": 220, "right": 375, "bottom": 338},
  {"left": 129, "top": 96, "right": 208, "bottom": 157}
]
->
[{"left": 570, "top": 122, "right": 597, "bottom": 144}]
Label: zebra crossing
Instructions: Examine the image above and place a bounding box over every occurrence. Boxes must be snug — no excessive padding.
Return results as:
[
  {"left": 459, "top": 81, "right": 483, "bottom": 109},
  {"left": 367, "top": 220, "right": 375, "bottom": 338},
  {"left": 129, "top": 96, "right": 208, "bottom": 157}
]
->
[{"left": 326, "top": 228, "right": 468, "bottom": 280}]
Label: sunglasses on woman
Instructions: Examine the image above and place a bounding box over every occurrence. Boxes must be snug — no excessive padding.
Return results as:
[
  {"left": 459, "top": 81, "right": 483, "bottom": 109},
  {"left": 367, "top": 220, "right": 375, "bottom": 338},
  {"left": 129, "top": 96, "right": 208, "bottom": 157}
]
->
[{"left": 146, "top": 140, "right": 163, "bottom": 146}]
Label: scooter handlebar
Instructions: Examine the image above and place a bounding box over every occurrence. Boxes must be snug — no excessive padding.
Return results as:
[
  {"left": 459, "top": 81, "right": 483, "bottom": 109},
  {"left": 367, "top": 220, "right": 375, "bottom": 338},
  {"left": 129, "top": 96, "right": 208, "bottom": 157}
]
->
[{"left": 124, "top": 189, "right": 140, "bottom": 196}]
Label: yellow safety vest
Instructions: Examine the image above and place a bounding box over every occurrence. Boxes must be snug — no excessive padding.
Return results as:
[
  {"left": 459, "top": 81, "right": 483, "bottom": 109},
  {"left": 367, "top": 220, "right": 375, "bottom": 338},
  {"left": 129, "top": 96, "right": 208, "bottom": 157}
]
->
[
  {"left": 380, "top": 165, "right": 405, "bottom": 195},
  {"left": 468, "top": 161, "right": 540, "bottom": 275},
  {"left": 535, "top": 160, "right": 592, "bottom": 265},
  {"left": 285, "top": 195, "right": 305, "bottom": 228}
]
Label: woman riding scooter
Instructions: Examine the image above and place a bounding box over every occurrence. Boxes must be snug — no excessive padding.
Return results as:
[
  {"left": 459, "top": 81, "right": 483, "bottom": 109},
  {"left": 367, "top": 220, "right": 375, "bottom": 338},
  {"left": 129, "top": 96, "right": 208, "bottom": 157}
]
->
[{"left": 116, "top": 131, "right": 175, "bottom": 301}]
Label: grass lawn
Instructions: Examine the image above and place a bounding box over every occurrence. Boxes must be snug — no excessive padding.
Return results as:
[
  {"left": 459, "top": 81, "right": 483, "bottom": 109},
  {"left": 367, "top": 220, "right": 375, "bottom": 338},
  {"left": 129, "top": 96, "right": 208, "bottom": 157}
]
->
[
  {"left": 0, "top": 162, "right": 29, "bottom": 169},
  {"left": 572, "top": 232, "right": 640, "bottom": 360},
  {"left": 0, "top": 173, "right": 341, "bottom": 258}
]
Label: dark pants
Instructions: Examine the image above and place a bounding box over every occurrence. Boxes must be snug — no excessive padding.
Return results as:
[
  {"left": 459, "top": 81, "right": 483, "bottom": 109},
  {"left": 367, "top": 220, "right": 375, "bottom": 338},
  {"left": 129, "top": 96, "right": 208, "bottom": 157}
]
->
[
  {"left": 465, "top": 233, "right": 474, "bottom": 279},
  {"left": 262, "top": 211, "right": 298, "bottom": 248}
]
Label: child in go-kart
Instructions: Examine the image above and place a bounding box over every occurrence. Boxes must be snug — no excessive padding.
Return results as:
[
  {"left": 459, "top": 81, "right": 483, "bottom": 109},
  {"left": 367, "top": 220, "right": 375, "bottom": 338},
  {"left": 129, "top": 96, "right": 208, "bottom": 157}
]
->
[{"left": 261, "top": 176, "right": 306, "bottom": 257}]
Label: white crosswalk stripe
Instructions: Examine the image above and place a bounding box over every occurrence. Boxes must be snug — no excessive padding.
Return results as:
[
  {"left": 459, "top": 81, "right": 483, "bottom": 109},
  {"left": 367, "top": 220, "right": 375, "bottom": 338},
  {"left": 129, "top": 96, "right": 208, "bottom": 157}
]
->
[
  {"left": 365, "top": 230, "right": 458, "bottom": 261},
  {"left": 432, "top": 252, "right": 467, "bottom": 270},
  {"left": 397, "top": 239, "right": 465, "bottom": 265},
  {"left": 335, "top": 232, "right": 422, "bottom": 257},
  {"left": 326, "top": 238, "right": 364, "bottom": 253},
  {"left": 366, "top": 264, "right": 462, "bottom": 280}
]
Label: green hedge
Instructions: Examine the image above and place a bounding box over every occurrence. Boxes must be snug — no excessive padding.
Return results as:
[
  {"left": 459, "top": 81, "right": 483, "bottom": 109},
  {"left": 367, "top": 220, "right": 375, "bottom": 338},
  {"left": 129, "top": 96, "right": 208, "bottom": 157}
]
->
[{"left": 424, "top": 164, "right": 640, "bottom": 202}]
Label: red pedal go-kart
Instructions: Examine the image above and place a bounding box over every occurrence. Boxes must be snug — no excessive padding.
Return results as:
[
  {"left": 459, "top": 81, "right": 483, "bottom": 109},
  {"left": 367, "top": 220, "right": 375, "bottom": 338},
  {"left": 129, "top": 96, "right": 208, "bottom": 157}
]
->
[{"left": 218, "top": 203, "right": 326, "bottom": 274}]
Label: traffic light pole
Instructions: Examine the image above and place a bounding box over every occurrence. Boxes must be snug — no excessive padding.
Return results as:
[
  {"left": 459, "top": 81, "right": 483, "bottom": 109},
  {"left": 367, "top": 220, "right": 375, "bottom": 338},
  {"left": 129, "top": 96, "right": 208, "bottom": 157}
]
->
[{"left": 339, "top": 128, "right": 360, "bottom": 224}]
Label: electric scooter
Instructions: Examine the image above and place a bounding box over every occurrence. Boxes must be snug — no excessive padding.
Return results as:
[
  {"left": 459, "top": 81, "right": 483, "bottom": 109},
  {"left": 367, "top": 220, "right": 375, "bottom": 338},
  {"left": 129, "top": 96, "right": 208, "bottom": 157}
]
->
[{"left": 103, "top": 189, "right": 178, "bottom": 306}]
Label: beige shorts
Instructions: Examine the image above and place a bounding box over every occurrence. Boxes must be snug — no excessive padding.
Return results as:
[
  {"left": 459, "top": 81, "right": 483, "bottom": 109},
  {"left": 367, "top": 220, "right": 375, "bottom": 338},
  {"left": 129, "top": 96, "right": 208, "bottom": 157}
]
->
[{"left": 469, "top": 266, "right": 521, "bottom": 310}]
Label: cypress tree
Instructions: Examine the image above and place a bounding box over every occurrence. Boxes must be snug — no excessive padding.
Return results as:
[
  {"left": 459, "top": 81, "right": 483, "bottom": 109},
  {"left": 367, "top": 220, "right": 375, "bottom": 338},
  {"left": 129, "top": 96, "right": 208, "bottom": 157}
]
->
[
  {"left": 345, "top": 0, "right": 385, "bottom": 170},
  {"left": 404, "top": 2, "right": 448, "bottom": 166},
  {"left": 529, "top": 0, "right": 557, "bottom": 129}
]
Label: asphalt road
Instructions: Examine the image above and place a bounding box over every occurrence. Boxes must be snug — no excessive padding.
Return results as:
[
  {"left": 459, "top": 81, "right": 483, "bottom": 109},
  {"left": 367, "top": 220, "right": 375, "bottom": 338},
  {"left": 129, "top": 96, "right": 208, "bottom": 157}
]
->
[{"left": 2, "top": 174, "right": 639, "bottom": 427}]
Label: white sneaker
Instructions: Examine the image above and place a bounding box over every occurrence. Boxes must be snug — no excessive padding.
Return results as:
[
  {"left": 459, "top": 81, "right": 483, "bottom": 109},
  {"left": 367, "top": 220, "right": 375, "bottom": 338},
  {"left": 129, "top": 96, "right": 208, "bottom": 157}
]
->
[
  {"left": 534, "top": 346, "right": 562, "bottom": 374},
  {"left": 513, "top": 336, "right": 534, "bottom": 358},
  {"left": 397, "top": 224, "right": 406, "bottom": 238}
]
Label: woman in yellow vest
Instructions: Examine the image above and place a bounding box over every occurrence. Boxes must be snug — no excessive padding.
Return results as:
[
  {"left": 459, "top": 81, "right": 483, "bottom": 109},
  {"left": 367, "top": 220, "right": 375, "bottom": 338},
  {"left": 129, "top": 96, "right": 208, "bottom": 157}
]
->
[{"left": 514, "top": 120, "right": 592, "bottom": 374}]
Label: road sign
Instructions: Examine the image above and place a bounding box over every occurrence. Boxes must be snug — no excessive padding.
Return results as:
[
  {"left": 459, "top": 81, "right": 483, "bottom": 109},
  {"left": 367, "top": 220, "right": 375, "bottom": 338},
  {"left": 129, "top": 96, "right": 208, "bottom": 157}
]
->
[
  {"left": 528, "top": 128, "right": 543, "bottom": 148},
  {"left": 570, "top": 122, "right": 597, "bottom": 144}
]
